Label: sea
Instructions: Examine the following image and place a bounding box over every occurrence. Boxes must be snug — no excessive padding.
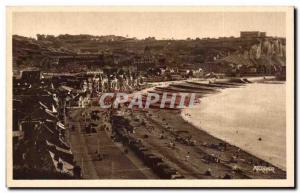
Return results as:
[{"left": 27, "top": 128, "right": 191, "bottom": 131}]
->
[{"left": 182, "top": 82, "right": 286, "bottom": 170}]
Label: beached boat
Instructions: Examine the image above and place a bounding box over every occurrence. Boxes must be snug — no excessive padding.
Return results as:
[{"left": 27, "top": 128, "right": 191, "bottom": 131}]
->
[
  {"left": 211, "top": 81, "right": 243, "bottom": 87},
  {"left": 186, "top": 81, "right": 230, "bottom": 88},
  {"left": 155, "top": 86, "right": 206, "bottom": 95},
  {"left": 170, "top": 83, "right": 219, "bottom": 93}
]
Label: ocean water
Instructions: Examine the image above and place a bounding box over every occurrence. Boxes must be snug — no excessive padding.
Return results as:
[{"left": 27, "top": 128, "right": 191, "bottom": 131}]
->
[{"left": 182, "top": 82, "right": 286, "bottom": 170}]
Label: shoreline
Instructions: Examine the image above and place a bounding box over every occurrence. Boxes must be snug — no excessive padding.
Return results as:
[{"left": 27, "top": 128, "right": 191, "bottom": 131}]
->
[
  {"left": 180, "top": 110, "right": 286, "bottom": 171},
  {"left": 135, "top": 107, "right": 286, "bottom": 178},
  {"left": 180, "top": 78, "right": 286, "bottom": 170},
  {"left": 66, "top": 76, "right": 287, "bottom": 179},
  {"left": 125, "top": 77, "right": 286, "bottom": 179},
  {"left": 181, "top": 91, "right": 286, "bottom": 171}
]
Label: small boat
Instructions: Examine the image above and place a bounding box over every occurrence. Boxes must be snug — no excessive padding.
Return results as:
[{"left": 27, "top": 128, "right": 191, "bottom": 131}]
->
[
  {"left": 212, "top": 81, "right": 243, "bottom": 87},
  {"left": 155, "top": 86, "right": 205, "bottom": 95},
  {"left": 148, "top": 90, "right": 201, "bottom": 99},
  {"left": 186, "top": 81, "right": 229, "bottom": 88},
  {"left": 170, "top": 83, "right": 219, "bottom": 93},
  {"left": 242, "top": 78, "right": 253, "bottom": 83}
]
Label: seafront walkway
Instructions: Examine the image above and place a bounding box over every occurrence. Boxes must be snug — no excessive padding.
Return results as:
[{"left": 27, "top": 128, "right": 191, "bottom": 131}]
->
[{"left": 65, "top": 106, "right": 156, "bottom": 179}]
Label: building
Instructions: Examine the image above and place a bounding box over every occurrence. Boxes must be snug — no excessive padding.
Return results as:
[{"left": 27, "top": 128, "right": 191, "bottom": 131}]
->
[
  {"left": 48, "top": 54, "right": 105, "bottom": 72},
  {"left": 78, "top": 48, "right": 100, "bottom": 54},
  {"left": 240, "top": 31, "right": 266, "bottom": 38},
  {"left": 133, "top": 46, "right": 157, "bottom": 71}
]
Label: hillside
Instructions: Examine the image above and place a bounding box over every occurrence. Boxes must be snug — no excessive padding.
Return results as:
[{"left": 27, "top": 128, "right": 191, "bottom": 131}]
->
[{"left": 12, "top": 34, "right": 286, "bottom": 74}]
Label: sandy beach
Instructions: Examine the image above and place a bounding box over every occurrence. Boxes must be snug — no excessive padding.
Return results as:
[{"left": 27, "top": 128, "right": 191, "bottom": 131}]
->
[
  {"left": 103, "top": 78, "right": 286, "bottom": 179},
  {"left": 58, "top": 77, "right": 287, "bottom": 179},
  {"left": 122, "top": 107, "right": 286, "bottom": 179}
]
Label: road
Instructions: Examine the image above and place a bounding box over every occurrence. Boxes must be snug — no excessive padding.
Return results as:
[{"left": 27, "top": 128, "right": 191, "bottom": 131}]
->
[{"left": 66, "top": 106, "right": 157, "bottom": 179}]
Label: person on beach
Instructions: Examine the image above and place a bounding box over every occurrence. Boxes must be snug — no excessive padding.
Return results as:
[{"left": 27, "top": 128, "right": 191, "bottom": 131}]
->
[
  {"left": 57, "top": 160, "right": 63, "bottom": 171},
  {"left": 169, "top": 140, "right": 176, "bottom": 149},
  {"left": 97, "top": 153, "right": 103, "bottom": 161},
  {"left": 185, "top": 152, "right": 190, "bottom": 162},
  {"left": 205, "top": 168, "right": 212, "bottom": 176},
  {"left": 73, "top": 163, "right": 81, "bottom": 179}
]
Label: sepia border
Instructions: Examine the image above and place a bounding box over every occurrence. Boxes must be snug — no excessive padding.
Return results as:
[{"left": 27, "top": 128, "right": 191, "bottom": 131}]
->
[{"left": 6, "top": 6, "right": 295, "bottom": 188}]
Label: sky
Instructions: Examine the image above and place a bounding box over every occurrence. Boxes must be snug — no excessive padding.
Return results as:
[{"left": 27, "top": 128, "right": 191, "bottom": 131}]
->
[{"left": 12, "top": 12, "right": 286, "bottom": 39}]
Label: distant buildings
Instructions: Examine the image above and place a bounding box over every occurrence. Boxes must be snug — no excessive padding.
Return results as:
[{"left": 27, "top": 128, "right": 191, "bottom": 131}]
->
[
  {"left": 133, "top": 46, "right": 157, "bottom": 72},
  {"left": 78, "top": 48, "right": 101, "bottom": 54},
  {"left": 240, "top": 31, "right": 266, "bottom": 38},
  {"left": 13, "top": 34, "right": 286, "bottom": 78}
]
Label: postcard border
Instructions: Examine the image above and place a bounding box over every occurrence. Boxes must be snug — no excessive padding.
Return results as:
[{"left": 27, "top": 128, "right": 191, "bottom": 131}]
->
[{"left": 6, "top": 6, "right": 295, "bottom": 188}]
